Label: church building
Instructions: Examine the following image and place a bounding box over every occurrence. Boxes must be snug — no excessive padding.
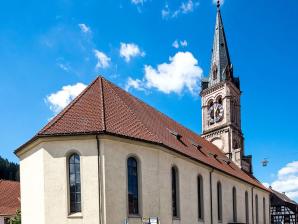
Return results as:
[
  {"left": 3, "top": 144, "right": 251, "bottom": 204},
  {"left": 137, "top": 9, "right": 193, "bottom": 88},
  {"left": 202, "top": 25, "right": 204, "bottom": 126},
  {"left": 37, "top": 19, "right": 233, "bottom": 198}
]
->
[{"left": 15, "top": 3, "right": 270, "bottom": 224}]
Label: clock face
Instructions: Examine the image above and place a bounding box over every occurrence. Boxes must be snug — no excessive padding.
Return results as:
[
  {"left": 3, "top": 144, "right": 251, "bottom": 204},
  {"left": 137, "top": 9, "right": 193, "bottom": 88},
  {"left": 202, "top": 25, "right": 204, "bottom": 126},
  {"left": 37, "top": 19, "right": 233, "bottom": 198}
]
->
[{"left": 208, "top": 103, "right": 224, "bottom": 124}]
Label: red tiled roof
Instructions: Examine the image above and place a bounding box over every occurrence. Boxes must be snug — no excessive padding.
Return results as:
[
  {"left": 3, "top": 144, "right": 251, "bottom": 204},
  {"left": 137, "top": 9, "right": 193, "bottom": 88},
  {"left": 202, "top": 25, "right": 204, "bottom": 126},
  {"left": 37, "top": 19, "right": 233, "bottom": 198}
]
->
[
  {"left": 0, "top": 180, "right": 20, "bottom": 216},
  {"left": 17, "top": 76, "right": 268, "bottom": 191}
]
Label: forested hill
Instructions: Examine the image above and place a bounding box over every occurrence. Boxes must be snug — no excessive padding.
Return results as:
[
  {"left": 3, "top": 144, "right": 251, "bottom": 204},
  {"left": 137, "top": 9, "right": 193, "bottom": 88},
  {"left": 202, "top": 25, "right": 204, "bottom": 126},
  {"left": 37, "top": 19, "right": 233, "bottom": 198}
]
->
[{"left": 0, "top": 156, "right": 19, "bottom": 181}]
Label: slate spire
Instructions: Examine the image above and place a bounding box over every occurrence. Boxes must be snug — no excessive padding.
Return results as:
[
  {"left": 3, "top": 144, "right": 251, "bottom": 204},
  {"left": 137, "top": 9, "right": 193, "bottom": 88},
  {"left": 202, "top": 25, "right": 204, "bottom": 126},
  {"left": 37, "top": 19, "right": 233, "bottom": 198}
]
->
[{"left": 206, "top": 1, "right": 236, "bottom": 88}]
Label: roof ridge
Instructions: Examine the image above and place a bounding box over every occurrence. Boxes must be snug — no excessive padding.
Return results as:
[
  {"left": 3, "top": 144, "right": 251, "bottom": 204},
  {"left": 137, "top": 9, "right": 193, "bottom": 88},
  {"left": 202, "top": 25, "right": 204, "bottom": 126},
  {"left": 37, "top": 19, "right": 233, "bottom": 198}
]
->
[
  {"left": 99, "top": 77, "right": 106, "bottom": 131},
  {"left": 103, "top": 78, "right": 161, "bottom": 143},
  {"left": 39, "top": 77, "right": 101, "bottom": 135}
]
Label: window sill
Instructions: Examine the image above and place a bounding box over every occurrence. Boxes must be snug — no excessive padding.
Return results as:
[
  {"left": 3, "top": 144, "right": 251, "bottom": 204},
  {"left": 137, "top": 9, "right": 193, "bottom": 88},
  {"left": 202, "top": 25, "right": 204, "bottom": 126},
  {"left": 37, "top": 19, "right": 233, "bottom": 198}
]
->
[
  {"left": 68, "top": 212, "right": 83, "bottom": 219},
  {"left": 172, "top": 217, "right": 181, "bottom": 220},
  {"left": 128, "top": 215, "right": 142, "bottom": 219}
]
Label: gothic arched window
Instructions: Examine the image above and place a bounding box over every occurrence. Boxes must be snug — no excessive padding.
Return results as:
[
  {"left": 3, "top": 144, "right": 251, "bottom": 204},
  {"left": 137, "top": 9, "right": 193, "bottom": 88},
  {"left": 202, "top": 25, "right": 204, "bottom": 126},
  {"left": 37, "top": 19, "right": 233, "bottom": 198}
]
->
[
  {"left": 69, "top": 153, "right": 81, "bottom": 213},
  {"left": 245, "top": 191, "right": 249, "bottom": 224},
  {"left": 263, "top": 197, "right": 266, "bottom": 224},
  {"left": 232, "top": 187, "right": 237, "bottom": 222},
  {"left": 217, "top": 181, "right": 222, "bottom": 222},
  {"left": 127, "top": 157, "right": 139, "bottom": 215},
  {"left": 172, "top": 166, "right": 180, "bottom": 218},
  {"left": 197, "top": 175, "right": 204, "bottom": 220},
  {"left": 255, "top": 195, "right": 259, "bottom": 224}
]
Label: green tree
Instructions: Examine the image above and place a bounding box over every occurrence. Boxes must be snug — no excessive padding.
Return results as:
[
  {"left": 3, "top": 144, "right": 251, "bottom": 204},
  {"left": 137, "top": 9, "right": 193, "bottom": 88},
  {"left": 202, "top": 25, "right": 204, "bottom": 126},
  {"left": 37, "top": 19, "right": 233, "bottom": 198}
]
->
[
  {"left": 9, "top": 209, "right": 21, "bottom": 224},
  {"left": 0, "top": 156, "right": 19, "bottom": 181}
]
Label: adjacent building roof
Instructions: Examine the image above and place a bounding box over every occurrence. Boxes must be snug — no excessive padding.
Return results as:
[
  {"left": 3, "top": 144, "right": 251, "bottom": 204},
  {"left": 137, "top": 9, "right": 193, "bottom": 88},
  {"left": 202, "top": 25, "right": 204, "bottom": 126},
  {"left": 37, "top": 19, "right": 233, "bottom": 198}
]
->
[
  {"left": 270, "top": 187, "right": 298, "bottom": 206},
  {"left": 16, "top": 76, "right": 268, "bottom": 191},
  {"left": 0, "top": 180, "right": 20, "bottom": 216}
]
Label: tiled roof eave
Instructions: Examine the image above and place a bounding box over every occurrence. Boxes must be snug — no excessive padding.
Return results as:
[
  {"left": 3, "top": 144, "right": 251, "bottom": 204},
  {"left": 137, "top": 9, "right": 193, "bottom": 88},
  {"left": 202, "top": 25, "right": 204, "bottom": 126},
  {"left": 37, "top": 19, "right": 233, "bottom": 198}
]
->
[{"left": 15, "top": 131, "right": 269, "bottom": 192}]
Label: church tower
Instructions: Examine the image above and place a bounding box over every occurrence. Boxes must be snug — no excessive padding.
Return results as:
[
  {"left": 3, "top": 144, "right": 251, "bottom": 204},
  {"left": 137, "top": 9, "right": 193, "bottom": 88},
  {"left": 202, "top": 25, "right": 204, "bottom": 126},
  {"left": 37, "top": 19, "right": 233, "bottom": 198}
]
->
[{"left": 201, "top": 1, "right": 252, "bottom": 174}]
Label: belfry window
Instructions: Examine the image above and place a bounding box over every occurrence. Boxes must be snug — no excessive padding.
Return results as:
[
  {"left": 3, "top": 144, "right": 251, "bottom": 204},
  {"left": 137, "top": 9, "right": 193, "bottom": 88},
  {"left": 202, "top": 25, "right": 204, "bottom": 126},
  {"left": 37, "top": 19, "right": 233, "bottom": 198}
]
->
[
  {"left": 69, "top": 153, "right": 81, "bottom": 213},
  {"left": 127, "top": 157, "right": 139, "bottom": 215},
  {"left": 217, "top": 181, "right": 222, "bottom": 222},
  {"left": 217, "top": 96, "right": 222, "bottom": 105},
  {"left": 172, "top": 166, "right": 180, "bottom": 218},
  {"left": 197, "top": 175, "right": 204, "bottom": 220}
]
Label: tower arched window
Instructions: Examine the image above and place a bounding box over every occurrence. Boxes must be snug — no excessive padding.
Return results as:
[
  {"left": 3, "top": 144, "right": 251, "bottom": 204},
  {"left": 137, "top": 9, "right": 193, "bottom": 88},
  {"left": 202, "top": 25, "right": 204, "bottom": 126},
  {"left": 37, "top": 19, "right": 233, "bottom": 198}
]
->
[
  {"left": 232, "top": 187, "right": 237, "bottom": 222},
  {"left": 245, "top": 191, "right": 249, "bottom": 224},
  {"left": 255, "top": 195, "right": 259, "bottom": 224},
  {"left": 217, "top": 96, "right": 222, "bottom": 105},
  {"left": 208, "top": 100, "right": 214, "bottom": 110},
  {"left": 231, "top": 100, "right": 235, "bottom": 122},
  {"left": 235, "top": 101, "right": 238, "bottom": 125},
  {"left": 172, "top": 166, "right": 180, "bottom": 218},
  {"left": 208, "top": 100, "right": 215, "bottom": 125},
  {"left": 217, "top": 181, "right": 222, "bottom": 222},
  {"left": 127, "top": 157, "right": 139, "bottom": 215},
  {"left": 69, "top": 153, "right": 81, "bottom": 213},
  {"left": 197, "top": 175, "right": 204, "bottom": 220}
]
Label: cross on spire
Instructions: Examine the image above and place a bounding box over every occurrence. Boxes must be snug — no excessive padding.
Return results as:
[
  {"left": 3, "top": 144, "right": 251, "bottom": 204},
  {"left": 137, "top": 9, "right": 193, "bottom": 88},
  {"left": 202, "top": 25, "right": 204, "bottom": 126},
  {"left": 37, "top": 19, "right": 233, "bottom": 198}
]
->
[{"left": 217, "top": 0, "right": 220, "bottom": 9}]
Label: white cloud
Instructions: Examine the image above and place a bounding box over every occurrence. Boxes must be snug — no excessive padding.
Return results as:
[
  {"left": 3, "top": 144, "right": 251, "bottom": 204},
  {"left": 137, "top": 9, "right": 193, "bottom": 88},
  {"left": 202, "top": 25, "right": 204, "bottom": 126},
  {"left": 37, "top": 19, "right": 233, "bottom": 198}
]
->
[
  {"left": 126, "top": 51, "right": 202, "bottom": 95},
  {"left": 78, "top": 23, "right": 91, "bottom": 33},
  {"left": 120, "top": 42, "right": 145, "bottom": 62},
  {"left": 125, "top": 77, "right": 145, "bottom": 91},
  {"left": 161, "top": 5, "right": 170, "bottom": 18},
  {"left": 131, "top": 0, "right": 145, "bottom": 5},
  {"left": 45, "top": 83, "right": 87, "bottom": 114},
  {"left": 180, "top": 0, "right": 196, "bottom": 13},
  {"left": 56, "top": 58, "right": 72, "bottom": 72},
  {"left": 162, "top": 0, "right": 199, "bottom": 19},
  {"left": 172, "top": 40, "right": 188, "bottom": 48},
  {"left": 180, "top": 40, "right": 188, "bottom": 47},
  {"left": 93, "top": 49, "right": 111, "bottom": 69},
  {"left": 57, "top": 63, "right": 70, "bottom": 72},
  {"left": 172, "top": 40, "right": 179, "bottom": 49},
  {"left": 268, "top": 161, "right": 298, "bottom": 202}
]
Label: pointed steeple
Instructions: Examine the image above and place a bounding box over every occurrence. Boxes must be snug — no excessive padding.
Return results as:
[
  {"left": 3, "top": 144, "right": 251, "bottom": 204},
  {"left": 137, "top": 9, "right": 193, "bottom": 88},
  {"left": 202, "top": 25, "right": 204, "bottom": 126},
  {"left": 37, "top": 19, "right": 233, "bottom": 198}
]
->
[{"left": 203, "top": 1, "right": 238, "bottom": 89}]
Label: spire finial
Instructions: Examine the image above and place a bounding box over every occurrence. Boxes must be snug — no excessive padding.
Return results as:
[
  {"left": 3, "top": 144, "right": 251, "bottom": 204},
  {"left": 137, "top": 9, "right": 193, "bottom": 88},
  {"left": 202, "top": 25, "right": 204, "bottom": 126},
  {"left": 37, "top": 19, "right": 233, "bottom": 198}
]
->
[{"left": 217, "top": 0, "right": 220, "bottom": 9}]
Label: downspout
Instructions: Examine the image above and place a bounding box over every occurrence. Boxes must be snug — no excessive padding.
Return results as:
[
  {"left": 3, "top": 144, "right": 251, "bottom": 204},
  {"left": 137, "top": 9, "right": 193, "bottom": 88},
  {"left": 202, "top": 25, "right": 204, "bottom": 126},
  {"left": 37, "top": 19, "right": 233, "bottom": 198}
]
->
[
  {"left": 251, "top": 186, "right": 255, "bottom": 224},
  {"left": 96, "top": 135, "right": 102, "bottom": 224},
  {"left": 210, "top": 168, "right": 214, "bottom": 224}
]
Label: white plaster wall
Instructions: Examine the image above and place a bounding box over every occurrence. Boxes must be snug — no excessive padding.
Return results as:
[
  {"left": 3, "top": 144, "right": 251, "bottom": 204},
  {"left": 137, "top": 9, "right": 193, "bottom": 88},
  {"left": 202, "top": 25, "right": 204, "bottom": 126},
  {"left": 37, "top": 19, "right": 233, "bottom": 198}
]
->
[
  {"left": 19, "top": 144, "right": 45, "bottom": 224},
  {"left": 102, "top": 137, "right": 270, "bottom": 224},
  {"left": 42, "top": 137, "right": 100, "bottom": 224},
  {"left": 0, "top": 217, "right": 4, "bottom": 224},
  {"left": 18, "top": 137, "right": 100, "bottom": 224},
  {"left": 18, "top": 135, "right": 270, "bottom": 224}
]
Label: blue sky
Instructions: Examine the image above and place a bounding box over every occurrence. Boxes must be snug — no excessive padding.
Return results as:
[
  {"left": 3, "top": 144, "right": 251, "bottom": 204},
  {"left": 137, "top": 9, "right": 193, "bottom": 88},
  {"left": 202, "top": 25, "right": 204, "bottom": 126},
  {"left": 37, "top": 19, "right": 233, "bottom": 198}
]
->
[{"left": 0, "top": 0, "right": 298, "bottom": 199}]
